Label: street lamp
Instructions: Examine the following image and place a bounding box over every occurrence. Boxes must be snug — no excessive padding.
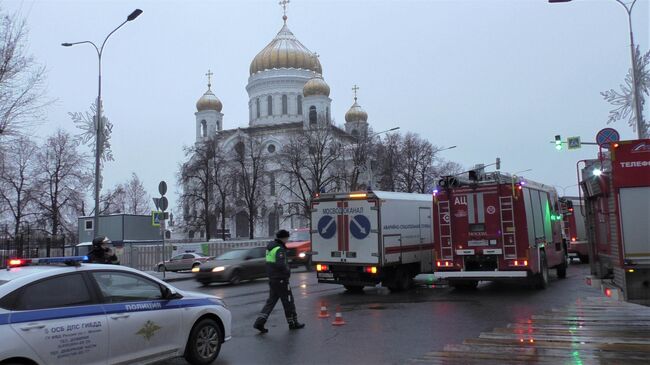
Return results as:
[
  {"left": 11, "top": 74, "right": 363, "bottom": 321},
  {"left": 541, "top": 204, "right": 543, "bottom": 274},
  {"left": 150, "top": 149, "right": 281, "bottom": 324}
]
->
[
  {"left": 550, "top": 0, "right": 645, "bottom": 138},
  {"left": 62, "top": 9, "right": 142, "bottom": 238}
]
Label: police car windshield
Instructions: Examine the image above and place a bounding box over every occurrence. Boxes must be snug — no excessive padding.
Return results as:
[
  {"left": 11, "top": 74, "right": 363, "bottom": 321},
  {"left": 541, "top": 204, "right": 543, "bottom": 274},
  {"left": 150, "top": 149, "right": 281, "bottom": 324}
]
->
[{"left": 217, "top": 250, "right": 248, "bottom": 260}]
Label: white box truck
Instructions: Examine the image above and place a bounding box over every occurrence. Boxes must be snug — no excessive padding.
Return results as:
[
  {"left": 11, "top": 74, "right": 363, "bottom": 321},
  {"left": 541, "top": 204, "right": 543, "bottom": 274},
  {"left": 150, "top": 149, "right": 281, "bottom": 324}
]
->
[{"left": 311, "top": 191, "right": 434, "bottom": 292}]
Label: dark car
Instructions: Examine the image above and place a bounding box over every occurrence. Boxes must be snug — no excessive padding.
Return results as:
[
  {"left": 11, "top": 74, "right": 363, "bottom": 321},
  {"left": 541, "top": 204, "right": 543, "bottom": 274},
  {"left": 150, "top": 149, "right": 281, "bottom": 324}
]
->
[{"left": 194, "top": 247, "right": 267, "bottom": 285}]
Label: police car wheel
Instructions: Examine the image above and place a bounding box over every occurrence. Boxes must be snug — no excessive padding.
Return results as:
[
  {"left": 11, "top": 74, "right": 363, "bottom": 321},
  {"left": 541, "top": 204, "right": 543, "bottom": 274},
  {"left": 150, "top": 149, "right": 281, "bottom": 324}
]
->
[{"left": 185, "top": 318, "right": 223, "bottom": 364}]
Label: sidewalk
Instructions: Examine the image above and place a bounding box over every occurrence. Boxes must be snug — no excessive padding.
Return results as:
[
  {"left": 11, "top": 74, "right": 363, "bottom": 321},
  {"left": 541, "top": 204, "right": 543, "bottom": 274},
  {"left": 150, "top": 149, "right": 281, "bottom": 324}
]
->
[{"left": 407, "top": 296, "right": 650, "bottom": 364}]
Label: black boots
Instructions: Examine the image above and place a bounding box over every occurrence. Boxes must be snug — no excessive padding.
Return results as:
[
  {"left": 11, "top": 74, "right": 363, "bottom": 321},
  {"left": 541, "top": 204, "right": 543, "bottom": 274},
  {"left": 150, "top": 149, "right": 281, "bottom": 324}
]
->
[
  {"left": 288, "top": 318, "right": 305, "bottom": 330},
  {"left": 253, "top": 317, "right": 268, "bottom": 333}
]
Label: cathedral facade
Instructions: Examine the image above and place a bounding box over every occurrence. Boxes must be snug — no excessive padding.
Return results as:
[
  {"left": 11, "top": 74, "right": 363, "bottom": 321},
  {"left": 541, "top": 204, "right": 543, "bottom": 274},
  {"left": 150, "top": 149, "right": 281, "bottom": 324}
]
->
[{"left": 185, "top": 12, "right": 371, "bottom": 239}]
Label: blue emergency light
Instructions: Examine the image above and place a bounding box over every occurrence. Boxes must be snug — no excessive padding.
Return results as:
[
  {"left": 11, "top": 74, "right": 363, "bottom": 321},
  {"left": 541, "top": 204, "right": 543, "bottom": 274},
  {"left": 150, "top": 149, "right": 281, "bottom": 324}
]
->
[{"left": 7, "top": 256, "right": 89, "bottom": 267}]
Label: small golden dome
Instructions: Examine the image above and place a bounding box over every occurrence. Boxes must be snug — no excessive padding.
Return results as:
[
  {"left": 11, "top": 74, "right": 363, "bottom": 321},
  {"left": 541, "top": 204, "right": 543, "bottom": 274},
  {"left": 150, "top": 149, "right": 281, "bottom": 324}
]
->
[
  {"left": 196, "top": 89, "right": 222, "bottom": 112},
  {"left": 250, "top": 24, "right": 322, "bottom": 75},
  {"left": 303, "top": 76, "right": 330, "bottom": 97},
  {"left": 345, "top": 100, "right": 368, "bottom": 123}
]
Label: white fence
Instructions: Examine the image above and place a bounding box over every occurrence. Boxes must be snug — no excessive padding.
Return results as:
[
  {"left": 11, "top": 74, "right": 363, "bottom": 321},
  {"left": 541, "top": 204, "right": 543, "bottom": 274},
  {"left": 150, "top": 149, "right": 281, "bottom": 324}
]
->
[{"left": 117, "top": 239, "right": 270, "bottom": 271}]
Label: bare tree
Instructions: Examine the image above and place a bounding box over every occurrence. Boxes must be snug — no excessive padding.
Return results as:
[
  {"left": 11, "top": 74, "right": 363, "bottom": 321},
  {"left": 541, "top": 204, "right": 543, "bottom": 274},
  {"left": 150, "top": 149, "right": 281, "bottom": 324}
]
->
[
  {"left": 35, "top": 129, "right": 90, "bottom": 239},
  {"left": 232, "top": 135, "right": 267, "bottom": 239},
  {"left": 211, "top": 139, "right": 233, "bottom": 241},
  {"left": 280, "top": 124, "right": 342, "bottom": 220},
  {"left": 99, "top": 184, "right": 126, "bottom": 215},
  {"left": 375, "top": 133, "right": 401, "bottom": 191},
  {"left": 0, "top": 137, "right": 38, "bottom": 242},
  {"left": 0, "top": 8, "right": 49, "bottom": 140},
  {"left": 124, "top": 173, "right": 150, "bottom": 215},
  {"left": 178, "top": 141, "right": 215, "bottom": 240}
]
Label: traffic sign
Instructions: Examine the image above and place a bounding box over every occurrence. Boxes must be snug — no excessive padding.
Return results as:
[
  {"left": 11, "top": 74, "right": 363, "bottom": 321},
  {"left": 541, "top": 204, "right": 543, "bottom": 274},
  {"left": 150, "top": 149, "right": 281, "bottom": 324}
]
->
[
  {"left": 596, "top": 128, "right": 620, "bottom": 148},
  {"left": 153, "top": 197, "right": 160, "bottom": 210},
  {"left": 567, "top": 136, "right": 581, "bottom": 150},
  {"left": 152, "top": 211, "right": 162, "bottom": 227},
  {"left": 158, "top": 181, "right": 167, "bottom": 196},
  {"left": 350, "top": 215, "right": 371, "bottom": 240},
  {"left": 318, "top": 215, "right": 336, "bottom": 239},
  {"left": 160, "top": 197, "right": 169, "bottom": 212}
]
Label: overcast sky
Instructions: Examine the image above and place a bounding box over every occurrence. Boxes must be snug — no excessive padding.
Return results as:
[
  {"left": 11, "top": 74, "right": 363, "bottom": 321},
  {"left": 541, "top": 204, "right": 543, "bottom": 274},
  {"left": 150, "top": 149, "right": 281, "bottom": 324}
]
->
[{"left": 5, "top": 0, "right": 649, "bottom": 212}]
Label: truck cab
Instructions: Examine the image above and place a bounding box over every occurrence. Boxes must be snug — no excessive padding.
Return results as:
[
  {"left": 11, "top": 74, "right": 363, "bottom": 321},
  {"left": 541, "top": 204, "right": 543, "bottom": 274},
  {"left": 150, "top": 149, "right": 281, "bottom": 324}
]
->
[{"left": 286, "top": 228, "right": 312, "bottom": 270}]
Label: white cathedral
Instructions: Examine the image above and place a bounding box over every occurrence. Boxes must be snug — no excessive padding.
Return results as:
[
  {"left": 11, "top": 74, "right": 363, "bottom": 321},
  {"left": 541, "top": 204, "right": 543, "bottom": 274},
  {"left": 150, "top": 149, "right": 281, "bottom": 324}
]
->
[{"left": 185, "top": 10, "right": 372, "bottom": 239}]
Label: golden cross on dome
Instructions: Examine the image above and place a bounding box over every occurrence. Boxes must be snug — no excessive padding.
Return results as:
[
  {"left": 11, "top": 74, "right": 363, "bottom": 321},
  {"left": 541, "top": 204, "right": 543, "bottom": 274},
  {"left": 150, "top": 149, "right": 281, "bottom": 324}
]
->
[
  {"left": 205, "top": 69, "right": 213, "bottom": 89},
  {"left": 279, "top": 0, "right": 290, "bottom": 23},
  {"left": 352, "top": 84, "right": 359, "bottom": 102}
]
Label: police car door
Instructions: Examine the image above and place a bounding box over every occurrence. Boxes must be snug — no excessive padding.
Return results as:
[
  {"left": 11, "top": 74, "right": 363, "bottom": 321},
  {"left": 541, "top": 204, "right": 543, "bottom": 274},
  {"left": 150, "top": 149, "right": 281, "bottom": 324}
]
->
[
  {"left": 8, "top": 273, "right": 108, "bottom": 365},
  {"left": 91, "top": 271, "right": 182, "bottom": 363}
]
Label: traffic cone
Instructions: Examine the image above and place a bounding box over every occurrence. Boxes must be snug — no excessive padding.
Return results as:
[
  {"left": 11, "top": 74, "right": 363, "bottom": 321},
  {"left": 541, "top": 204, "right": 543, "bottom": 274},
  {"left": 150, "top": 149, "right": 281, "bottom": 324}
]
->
[
  {"left": 318, "top": 302, "right": 330, "bottom": 318},
  {"left": 332, "top": 306, "right": 346, "bottom": 326}
]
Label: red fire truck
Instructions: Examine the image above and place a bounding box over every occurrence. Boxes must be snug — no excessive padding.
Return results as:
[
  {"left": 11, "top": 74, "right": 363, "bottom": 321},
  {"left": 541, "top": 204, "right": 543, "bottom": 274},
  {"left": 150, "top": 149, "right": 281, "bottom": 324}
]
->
[
  {"left": 580, "top": 139, "right": 650, "bottom": 303},
  {"left": 432, "top": 171, "right": 568, "bottom": 289},
  {"left": 559, "top": 197, "right": 589, "bottom": 263}
]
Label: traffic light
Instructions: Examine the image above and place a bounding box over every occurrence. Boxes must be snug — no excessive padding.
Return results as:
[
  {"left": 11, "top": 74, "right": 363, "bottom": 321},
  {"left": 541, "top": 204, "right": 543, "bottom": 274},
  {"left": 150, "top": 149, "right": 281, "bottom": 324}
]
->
[
  {"left": 555, "top": 135, "right": 562, "bottom": 150},
  {"left": 496, "top": 157, "right": 501, "bottom": 170}
]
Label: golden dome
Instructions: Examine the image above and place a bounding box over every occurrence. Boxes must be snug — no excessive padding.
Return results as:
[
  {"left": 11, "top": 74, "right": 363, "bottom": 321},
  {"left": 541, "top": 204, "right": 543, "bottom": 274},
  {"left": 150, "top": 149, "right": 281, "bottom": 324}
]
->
[
  {"left": 250, "top": 24, "right": 322, "bottom": 75},
  {"left": 303, "top": 76, "right": 330, "bottom": 97},
  {"left": 345, "top": 100, "right": 368, "bottom": 123},
  {"left": 196, "top": 88, "right": 223, "bottom": 112}
]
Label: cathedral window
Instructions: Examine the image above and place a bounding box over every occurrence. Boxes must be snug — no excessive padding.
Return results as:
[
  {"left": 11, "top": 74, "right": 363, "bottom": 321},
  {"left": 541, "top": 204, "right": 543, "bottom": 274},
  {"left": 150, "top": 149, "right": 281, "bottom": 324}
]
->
[
  {"left": 201, "top": 120, "right": 207, "bottom": 137},
  {"left": 297, "top": 95, "right": 303, "bottom": 115},
  {"left": 267, "top": 144, "right": 276, "bottom": 154},
  {"left": 256, "top": 98, "right": 260, "bottom": 118},
  {"left": 282, "top": 95, "right": 288, "bottom": 115},
  {"left": 309, "top": 106, "right": 317, "bottom": 125},
  {"left": 351, "top": 129, "right": 359, "bottom": 137},
  {"left": 235, "top": 141, "right": 245, "bottom": 159},
  {"left": 269, "top": 173, "right": 276, "bottom": 196},
  {"left": 326, "top": 107, "right": 330, "bottom": 122},
  {"left": 267, "top": 95, "right": 273, "bottom": 116}
]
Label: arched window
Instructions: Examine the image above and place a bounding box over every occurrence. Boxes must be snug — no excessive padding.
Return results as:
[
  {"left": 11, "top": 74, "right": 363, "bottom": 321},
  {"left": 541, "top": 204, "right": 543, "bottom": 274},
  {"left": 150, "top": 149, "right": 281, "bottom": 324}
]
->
[
  {"left": 269, "top": 173, "right": 276, "bottom": 196},
  {"left": 256, "top": 98, "right": 260, "bottom": 118},
  {"left": 326, "top": 107, "right": 330, "bottom": 122},
  {"left": 351, "top": 129, "right": 359, "bottom": 137},
  {"left": 297, "top": 95, "right": 303, "bottom": 115},
  {"left": 309, "top": 106, "right": 317, "bottom": 125},
  {"left": 267, "top": 95, "right": 273, "bottom": 116},
  {"left": 282, "top": 95, "right": 288, "bottom": 115},
  {"left": 201, "top": 120, "right": 207, "bottom": 137},
  {"left": 235, "top": 141, "right": 245, "bottom": 159}
]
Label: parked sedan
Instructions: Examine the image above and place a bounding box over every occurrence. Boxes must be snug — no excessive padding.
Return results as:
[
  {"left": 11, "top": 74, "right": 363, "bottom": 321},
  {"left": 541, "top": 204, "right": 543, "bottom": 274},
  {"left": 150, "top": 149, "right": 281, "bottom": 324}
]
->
[
  {"left": 193, "top": 247, "right": 266, "bottom": 285},
  {"left": 157, "top": 253, "right": 213, "bottom": 272}
]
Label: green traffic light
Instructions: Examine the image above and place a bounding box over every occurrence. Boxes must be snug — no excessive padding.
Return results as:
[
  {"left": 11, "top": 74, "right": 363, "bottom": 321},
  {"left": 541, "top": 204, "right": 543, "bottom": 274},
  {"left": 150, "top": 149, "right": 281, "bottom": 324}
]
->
[{"left": 555, "top": 143, "right": 562, "bottom": 150}]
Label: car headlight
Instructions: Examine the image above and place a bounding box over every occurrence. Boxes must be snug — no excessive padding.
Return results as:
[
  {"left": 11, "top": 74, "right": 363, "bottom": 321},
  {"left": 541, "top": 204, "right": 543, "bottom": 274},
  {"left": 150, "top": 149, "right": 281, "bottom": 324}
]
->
[
  {"left": 191, "top": 267, "right": 200, "bottom": 273},
  {"left": 212, "top": 266, "right": 226, "bottom": 272},
  {"left": 298, "top": 252, "right": 306, "bottom": 258}
]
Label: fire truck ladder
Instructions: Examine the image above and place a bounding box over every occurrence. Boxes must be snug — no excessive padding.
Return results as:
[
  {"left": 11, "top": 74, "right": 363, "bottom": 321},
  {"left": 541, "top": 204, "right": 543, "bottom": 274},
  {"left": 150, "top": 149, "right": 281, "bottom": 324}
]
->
[
  {"left": 438, "top": 200, "right": 453, "bottom": 260},
  {"left": 499, "top": 196, "right": 517, "bottom": 259}
]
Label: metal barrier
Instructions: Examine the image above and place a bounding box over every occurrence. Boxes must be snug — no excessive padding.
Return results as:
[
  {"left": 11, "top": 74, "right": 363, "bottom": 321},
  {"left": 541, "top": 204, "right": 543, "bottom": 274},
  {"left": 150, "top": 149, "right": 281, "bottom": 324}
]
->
[{"left": 117, "top": 239, "right": 270, "bottom": 271}]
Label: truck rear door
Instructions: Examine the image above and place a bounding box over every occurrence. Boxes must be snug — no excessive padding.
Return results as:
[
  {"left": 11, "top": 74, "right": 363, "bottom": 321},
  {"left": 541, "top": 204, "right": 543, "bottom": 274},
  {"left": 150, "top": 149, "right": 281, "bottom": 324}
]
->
[{"left": 311, "top": 197, "right": 379, "bottom": 265}]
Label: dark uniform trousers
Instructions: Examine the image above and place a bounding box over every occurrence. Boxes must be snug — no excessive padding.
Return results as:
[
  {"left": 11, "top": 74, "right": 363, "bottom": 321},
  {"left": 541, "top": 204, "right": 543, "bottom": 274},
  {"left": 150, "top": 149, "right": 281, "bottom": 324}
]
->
[{"left": 259, "top": 278, "right": 297, "bottom": 321}]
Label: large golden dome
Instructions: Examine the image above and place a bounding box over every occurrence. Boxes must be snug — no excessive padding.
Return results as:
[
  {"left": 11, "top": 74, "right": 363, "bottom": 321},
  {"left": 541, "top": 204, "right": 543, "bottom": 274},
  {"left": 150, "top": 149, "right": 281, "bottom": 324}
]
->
[
  {"left": 196, "top": 88, "right": 223, "bottom": 112},
  {"left": 345, "top": 100, "right": 368, "bottom": 123},
  {"left": 250, "top": 24, "right": 322, "bottom": 75},
  {"left": 303, "top": 76, "right": 330, "bottom": 97}
]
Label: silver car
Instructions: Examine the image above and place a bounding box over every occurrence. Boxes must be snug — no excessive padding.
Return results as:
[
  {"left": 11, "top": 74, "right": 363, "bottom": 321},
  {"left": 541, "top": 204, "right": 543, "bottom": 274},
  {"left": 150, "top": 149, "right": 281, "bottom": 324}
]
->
[{"left": 157, "top": 253, "right": 213, "bottom": 272}]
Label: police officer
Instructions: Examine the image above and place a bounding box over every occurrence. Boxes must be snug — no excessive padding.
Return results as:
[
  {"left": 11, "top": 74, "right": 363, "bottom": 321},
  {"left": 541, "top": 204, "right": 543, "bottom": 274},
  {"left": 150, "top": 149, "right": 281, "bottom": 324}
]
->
[
  {"left": 254, "top": 229, "right": 305, "bottom": 333},
  {"left": 88, "top": 236, "right": 119, "bottom": 264}
]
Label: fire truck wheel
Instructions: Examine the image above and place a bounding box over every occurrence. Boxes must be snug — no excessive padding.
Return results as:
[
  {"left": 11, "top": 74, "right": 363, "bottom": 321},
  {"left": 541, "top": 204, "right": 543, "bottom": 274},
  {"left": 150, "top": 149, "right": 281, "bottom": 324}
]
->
[
  {"left": 534, "top": 252, "right": 549, "bottom": 289},
  {"left": 557, "top": 262, "right": 567, "bottom": 279},
  {"left": 344, "top": 285, "right": 364, "bottom": 293},
  {"left": 579, "top": 254, "right": 590, "bottom": 264}
]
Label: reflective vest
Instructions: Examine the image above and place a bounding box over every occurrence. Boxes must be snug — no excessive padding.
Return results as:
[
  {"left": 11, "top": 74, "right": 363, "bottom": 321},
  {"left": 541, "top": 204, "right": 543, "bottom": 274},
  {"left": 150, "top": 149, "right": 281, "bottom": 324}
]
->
[{"left": 266, "top": 246, "right": 281, "bottom": 263}]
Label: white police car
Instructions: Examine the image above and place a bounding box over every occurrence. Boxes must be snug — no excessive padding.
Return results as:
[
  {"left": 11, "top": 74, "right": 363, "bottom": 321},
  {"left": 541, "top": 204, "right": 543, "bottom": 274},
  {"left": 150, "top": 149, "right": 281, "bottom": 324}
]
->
[{"left": 0, "top": 256, "right": 231, "bottom": 365}]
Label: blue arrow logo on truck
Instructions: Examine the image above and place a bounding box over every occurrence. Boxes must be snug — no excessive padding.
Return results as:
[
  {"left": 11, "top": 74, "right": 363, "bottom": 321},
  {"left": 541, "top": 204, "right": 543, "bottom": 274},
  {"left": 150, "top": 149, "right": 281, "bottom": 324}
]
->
[
  {"left": 318, "top": 215, "right": 336, "bottom": 239},
  {"left": 350, "top": 215, "right": 371, "bottom": 240}
]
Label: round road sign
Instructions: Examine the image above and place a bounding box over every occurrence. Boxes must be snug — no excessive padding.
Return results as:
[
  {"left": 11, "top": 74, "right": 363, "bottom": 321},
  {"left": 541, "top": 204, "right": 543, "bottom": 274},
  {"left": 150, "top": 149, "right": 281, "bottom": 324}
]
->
[
  {"left": 596, "top": 128, "right": 620, "bottom": 148},
  {"left": 318, "top": 215, "right": 336, "bottom": 239}
]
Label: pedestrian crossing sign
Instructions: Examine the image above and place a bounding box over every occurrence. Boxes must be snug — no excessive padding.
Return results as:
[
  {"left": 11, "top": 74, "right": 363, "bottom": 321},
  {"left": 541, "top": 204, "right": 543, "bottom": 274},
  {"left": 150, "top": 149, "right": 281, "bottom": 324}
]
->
[
  {"left": 152, "top": 211, "right": 163, "bottom": 227},
  {"left": 567, "top": 136, "right": 581, "bottom": 150}
]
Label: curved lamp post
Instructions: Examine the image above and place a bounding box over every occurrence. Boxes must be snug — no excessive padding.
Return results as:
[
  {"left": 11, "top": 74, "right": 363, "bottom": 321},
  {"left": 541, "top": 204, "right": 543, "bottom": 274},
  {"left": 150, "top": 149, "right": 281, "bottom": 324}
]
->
[{"left": 62, "top": 9, "right": 142, "bottom": 237}]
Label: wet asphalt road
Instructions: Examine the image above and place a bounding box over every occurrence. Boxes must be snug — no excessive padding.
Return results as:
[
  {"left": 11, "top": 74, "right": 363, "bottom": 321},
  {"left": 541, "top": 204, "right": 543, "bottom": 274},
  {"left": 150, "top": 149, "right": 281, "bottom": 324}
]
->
[{"left": 161, "top": 263, "right": 598, "bottom": 365}]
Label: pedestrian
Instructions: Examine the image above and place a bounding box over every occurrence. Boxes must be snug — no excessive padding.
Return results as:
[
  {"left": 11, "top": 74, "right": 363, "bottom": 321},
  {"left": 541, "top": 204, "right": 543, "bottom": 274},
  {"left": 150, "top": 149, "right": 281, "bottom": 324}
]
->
[
  {"left": 253, "top": 229, "right": 305, "bottom": 333},
  {"left": 88, "top": 236, "right": 119, "bottom": 264}
]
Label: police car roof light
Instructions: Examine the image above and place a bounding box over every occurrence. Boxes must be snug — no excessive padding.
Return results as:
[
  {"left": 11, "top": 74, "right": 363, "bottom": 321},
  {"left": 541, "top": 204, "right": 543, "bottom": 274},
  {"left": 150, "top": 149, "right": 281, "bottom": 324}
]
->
[{"left": 8, "top": 256, "right": 89, "bottom": 268}]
